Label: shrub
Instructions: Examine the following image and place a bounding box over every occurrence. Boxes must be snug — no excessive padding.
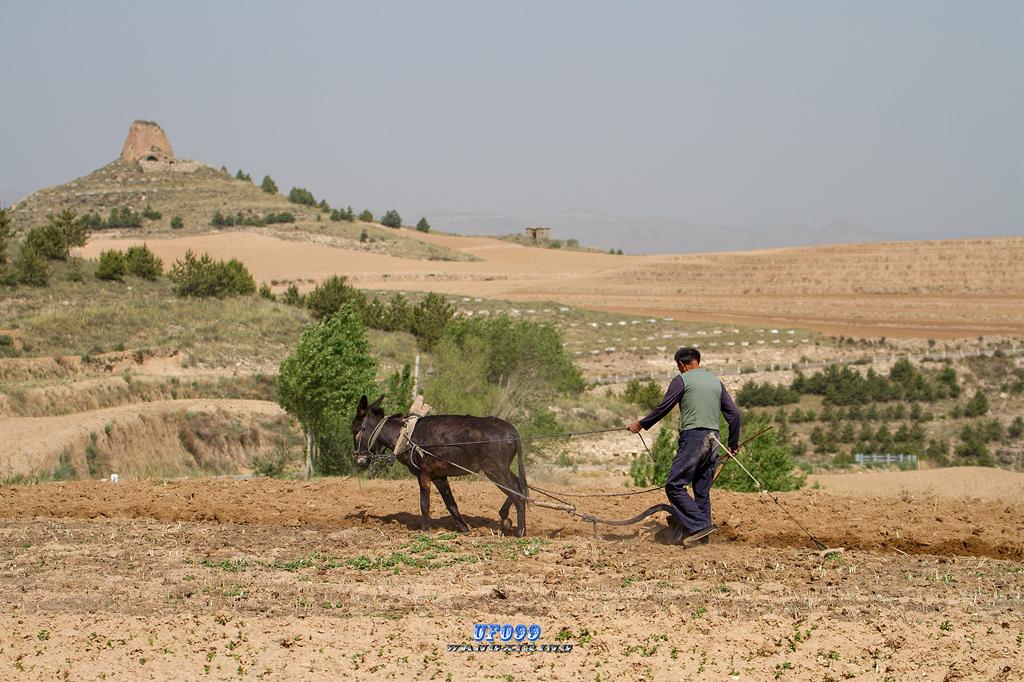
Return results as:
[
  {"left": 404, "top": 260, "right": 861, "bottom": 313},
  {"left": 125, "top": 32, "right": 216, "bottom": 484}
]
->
[
  {"left": 963, "top": 392, "right": 989, "bottom": 417},
  {"left": 737, "top": 380, "right": 800, "bottom": 407},
  {"left": 167, "top": 250, "right": 256, "bottom": 298},
  {"left": 281, "top": 284, "right": 304, "bottom": 306},
  {"left": 628, "top": 426, "right": 676, "bottom": 487},
  {"left": 425, "top": 315, "right": 582, "bottom": 438},
  {"left": 380, "top": 210, "right": 402, "bottom": 228},
  {"left": 714, "top": 415, "right": 805, "bottom": 492},
  {"left": 106, "top": 206, "right": 142, "bottom": 228},
  {"left": 260, "top": 175, "right": 278, "bottom": 194},
  {"left": 623, "top": 379, "right": 664, "bottom": 410},
  {"left": 410, "top": 292, "right": 456, "bottom": 351},
  {"left": 258, "top": 283, "right": 275, "bottom": 301},
  {"left": 124, "top": 244, "right": 163, "bottom": 280},
  {"left": 318, "top": 199, "right": 330, "bottom": 212},
  {"left": 264, "top": 211, "right": 295, "bottom": 224},
  {"left": 306, "top": 275, "right": 368, "bottom": 321},
  {"left": 416, "top": 217, "right": 431, "bottom": 233},
  {"left": 358, "top": 210, "right": 373, "bottom": 222},
  {"left": 95, "top": 250, "right": 127, "bottom": 281},
  {"left": 288, "top": 187, "right": 317, "bottom": 206},
  {"left": 141, "top": 205, "right": 162, "bottom": 220},
  {"left": 359, "top": 229, "right": 368, "bottom": 242},
  {"left": 330, "top": 206, "right": 355, "bottom": 222},
  {"left": 13, "top": 244, "right": 49, "bottom": 286},
  {"left": 170, "top": 215, "right": 184, "bottom": 229},
  {"left": 80, "top": 212, "right": 104, "bottom": 230},
  {"left": 235, "top": 169, "right": 252, "bottom": 182}
]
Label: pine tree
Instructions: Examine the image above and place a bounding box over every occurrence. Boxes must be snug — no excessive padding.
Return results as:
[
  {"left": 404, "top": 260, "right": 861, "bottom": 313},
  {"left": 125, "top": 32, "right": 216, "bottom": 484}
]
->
[{"left": 261, "top": 175, "right": 278, "bottom": 194}]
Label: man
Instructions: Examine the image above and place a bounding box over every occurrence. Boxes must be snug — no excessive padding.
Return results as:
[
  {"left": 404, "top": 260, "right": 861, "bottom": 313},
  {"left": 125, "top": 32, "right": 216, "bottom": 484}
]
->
[{"left": 628, "top": 347, "right": 741, "bottom": 546}]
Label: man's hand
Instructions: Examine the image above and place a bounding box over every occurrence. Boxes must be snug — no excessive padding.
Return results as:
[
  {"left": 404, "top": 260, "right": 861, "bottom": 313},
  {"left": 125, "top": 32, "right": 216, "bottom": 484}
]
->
[{"left": 627, "top": 421, "right": 643, "bottom": 434}]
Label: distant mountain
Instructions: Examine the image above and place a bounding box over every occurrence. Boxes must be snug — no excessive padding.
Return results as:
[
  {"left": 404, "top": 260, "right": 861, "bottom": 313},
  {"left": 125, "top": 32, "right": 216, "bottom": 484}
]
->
[{"left": 411, "top": 207, "right": 886, "bottom": 254}]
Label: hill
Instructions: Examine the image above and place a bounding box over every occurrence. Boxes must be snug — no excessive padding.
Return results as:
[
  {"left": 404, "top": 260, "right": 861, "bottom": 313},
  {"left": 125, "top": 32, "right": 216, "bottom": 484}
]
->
[{"left": 7, "top": 121, "right": 471, "bottom": 262}]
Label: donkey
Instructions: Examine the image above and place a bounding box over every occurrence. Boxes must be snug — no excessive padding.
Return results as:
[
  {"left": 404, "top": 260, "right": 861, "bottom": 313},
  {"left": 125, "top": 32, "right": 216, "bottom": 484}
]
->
[{"left": 352, "top": 395, "right": 528, "bottom": 536}]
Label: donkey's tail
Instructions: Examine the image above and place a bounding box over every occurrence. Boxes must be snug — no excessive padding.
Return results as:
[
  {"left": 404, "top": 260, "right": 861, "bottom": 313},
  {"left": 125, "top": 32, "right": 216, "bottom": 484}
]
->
[{"left": 515, "top": 435, "right": 529, "bottom": 498}]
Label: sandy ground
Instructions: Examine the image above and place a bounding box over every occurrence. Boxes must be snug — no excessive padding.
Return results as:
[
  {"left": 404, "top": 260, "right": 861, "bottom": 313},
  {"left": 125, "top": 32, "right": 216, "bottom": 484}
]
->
[
  {"left": 80, "top": 232, "right": 1024, "bottom": 339},
  {"left": 808, "top": 466, "right": 1024, "bottom": 503},
  {"left": 2, "top": 474, "right": 1023, "bottom": 681}
]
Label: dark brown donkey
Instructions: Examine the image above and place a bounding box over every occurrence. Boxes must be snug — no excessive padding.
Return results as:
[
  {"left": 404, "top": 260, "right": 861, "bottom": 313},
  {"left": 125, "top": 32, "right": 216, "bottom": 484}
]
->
[{"left": 351, "top": 395, "right": 529, "bottom": 536}]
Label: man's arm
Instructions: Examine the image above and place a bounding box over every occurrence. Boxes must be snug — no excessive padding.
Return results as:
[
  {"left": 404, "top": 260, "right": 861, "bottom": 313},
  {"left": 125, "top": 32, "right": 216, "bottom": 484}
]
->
[
  {"left": 720, "top": 383, "right": 741, "bottom": 451},
  {"left": 633, "top": 375, "right": 685, "bottom": 431}
]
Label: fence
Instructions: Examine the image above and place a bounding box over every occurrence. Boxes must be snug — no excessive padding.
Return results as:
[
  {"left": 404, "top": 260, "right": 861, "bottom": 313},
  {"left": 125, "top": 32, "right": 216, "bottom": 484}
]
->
[{"left": 854, "top": 453, "right": 918, "bottom": 467}]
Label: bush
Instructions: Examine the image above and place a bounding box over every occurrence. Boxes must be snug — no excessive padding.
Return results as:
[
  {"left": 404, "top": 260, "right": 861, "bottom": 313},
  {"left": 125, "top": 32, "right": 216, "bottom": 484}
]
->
[
  {"left": 235, "top": 169, "right": 252, "bottom": 182},
  {"left": 170, "top": 215, "right": 184, "bottom": 229},
  {"left": 281, "top": 284, "right": 304, "bottom": 306},
  {"left": 13, "top": 245, "right": 49, "bottom": 286},
  {"left": 167, "top": 250, "right": 256, "bottom": 298},
  {"left": 358, "top": 210, "right": 373, "bottom": 222},
  {"left": 963, "top": 391, "right": 989, "bottom": 417},
  {"left": 318, "top": 199, "right": 330, "bottom": 212},
  {"left": 410, "top": 292, "right": 456, "bottom": 351},
  {"left": 416, "top": 217, "right": 431, "bottom": 233},
  {"left": 380, "top": 210, "right": 402, "bottom": 228},
  {"left": 258, "top": 283, "right": 275, "bottom": 300},
  {"left": 124, "top": 244, "right": 163, "bottom": 280},
  {"left": 359, "top": 229, "right": 368, "bottom": 242},
  {"left": 106, "top": 206, "right": 142, "bottom": 228},
  {"left": 623, "top": 379, "right": 664, "bottom": 410},
  {"left": 306, "top": 275, "right": 368, "bottom": 321},
  {"left": 330, "top": 206, "right": 355, "bottom": 222},
  {"left": 425, "top": 315, "right": 582, "bottom": 438},
  {"left": 95, "top": 250, "right": 127, "bottom": 281},
  {"left": 141, "top": 205, "right": 162, "bottom": 220},
  {"left": 737, "top": 380, "right": 800, "bottom": 407},
  {"left": 628, "top": 426, "right": 676, "bottom": 487},
  {"left": 260, "top": 175, "right": 278, "bottom": 194},
  {"left": 714, "top": 415, "right": 805, "bottom": 492},
  {"left": 288, "top": 187, "right": 317, "bottom": 206},
  {"left": 0, "top": 206, "right": 12, "bottom": 264}
]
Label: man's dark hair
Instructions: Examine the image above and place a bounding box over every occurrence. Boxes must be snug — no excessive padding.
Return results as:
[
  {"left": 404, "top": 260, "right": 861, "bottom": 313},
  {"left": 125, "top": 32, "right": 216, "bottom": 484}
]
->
[{"left": 674, "top": 347, "right": 701, "bottom": 365}]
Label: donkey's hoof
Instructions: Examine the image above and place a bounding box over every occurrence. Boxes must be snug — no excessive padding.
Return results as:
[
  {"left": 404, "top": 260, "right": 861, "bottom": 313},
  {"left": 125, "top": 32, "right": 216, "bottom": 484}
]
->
[{"left": 500, "top": 517, "right": 513, "bottom": 532}]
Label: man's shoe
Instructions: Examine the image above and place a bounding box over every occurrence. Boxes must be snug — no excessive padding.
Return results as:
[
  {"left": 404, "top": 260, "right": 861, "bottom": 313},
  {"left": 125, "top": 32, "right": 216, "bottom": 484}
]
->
[
  {"left": 666, "top": 523, "right": 687, "bottom": 545},
  {"left": 682, "top": 525, "right": 717, "bottom": 547}
]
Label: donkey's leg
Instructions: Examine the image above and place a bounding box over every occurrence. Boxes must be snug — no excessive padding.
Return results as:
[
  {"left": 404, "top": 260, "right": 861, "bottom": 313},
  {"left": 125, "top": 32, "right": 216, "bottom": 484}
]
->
[
  {"left": 432, "top": 477, "right": 471, "bottom": 533},
  {"left": 487, "top": 467, "right": 527, "bottom": 537},
  {"left": 499, "top": 496, "right": 514, "bottom": 531},
  {"left": 417, "top": 473, "right": 432, "bottom": 531}
]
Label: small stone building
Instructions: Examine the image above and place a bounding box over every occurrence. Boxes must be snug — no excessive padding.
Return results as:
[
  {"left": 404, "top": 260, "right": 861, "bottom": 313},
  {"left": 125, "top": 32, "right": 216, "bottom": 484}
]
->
[{"left": 525, "top": 226, "right": 551, "bottom": 241}]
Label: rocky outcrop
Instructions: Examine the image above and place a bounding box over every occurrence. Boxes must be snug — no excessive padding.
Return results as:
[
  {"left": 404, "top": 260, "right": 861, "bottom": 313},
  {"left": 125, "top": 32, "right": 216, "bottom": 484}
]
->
[{"left": 120, "top": 120, "right": 174, "bottom": 163}]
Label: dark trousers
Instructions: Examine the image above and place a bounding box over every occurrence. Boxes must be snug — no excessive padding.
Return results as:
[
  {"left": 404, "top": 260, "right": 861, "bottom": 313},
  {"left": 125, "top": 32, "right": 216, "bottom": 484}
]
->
[{"left": 665, "top": 428, "right": 720, "bottom": 534}]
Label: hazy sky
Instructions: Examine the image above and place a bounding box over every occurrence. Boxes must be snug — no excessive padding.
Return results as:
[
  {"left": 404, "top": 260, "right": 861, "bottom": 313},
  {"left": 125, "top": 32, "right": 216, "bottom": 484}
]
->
[{"left": 2, "top": 1, "right": 1021, "bottom": 246}]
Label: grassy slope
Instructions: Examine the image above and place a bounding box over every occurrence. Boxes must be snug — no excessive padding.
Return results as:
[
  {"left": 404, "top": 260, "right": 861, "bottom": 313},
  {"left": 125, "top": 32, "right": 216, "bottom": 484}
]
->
[{"left": 8, "top": 159, "right": 473, "bottom": 262}]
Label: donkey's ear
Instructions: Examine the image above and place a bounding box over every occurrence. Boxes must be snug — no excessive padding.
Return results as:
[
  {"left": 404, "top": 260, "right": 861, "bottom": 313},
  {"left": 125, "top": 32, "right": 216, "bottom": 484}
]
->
[
  {"left": 357, "top": 395, "right": 369, "bottom": 414},
  {"left": 370, "top": 395, "right": 386, "bottom": 410}
]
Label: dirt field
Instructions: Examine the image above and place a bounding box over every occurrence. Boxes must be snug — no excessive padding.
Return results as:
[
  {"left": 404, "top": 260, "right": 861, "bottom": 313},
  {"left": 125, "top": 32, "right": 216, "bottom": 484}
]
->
[
  {"left": 80, "top": 231, "right": 1024, "bottom": 339},
  {"left": 2, "top": 473, "right": 1022, "bottom": 680}
]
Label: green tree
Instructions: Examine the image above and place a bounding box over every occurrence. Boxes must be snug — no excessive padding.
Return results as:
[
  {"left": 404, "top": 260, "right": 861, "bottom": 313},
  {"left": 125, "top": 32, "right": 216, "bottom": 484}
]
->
[
  {"left": 628, "top": 426, "right": 676, "bottom": 488},
  {"left": 358, "top": 209, "right": 374, "bottom": 222},
  {"left": 13, "top": 244, "right": 49, "bottom": 286},
  {"left": 305, "top": 275, "right": 368, "bottom": 321},
  {"left": 277, "top": 305, "right": 378, "bottom": 475},
  {"left": 281, "top": 284, "right": 304, "bottom": 306},
  {"left": 288, "top": 187, "right": 317, "bottom": 206},
  {"left": 416, "top": 217, "right": 431, "bottom": 233},
  {"left": 0, "top": 206, "right": 12, "bottom": 264},
  {"left": 23, "top": 223, "right": 67, "bottom": 260},
  {"left": 95, "top": 249, "right": 127, "bottom": 281},
  {"left": 381, "top": 292, "right": 412, "bottom": 332},
  {"left": 55, "top": 208, "right": 89, "bottom": 257},
  {"left": 235, "top": 169, "right": 252, "bottom": 182},
  {"left": 106, "top": 206, "right": 142, "bottom": 228},
  {"left": 261, "top": 175, "right": 278, "bottom": 194},
  {"left": 380, "top": 210, "right": 402, "bottom": 228},
  {"left": 410, "top": 292, "right": 456, "bottom": 351},
  {"left": 124, "top": 244, "right": 163, "bottom": 280}
]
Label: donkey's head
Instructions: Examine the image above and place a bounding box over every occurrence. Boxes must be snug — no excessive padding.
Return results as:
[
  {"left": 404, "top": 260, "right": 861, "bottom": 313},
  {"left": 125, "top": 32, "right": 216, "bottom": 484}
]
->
[{"left": 352, "top": 394, "right": 387, "bottom": 469}]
